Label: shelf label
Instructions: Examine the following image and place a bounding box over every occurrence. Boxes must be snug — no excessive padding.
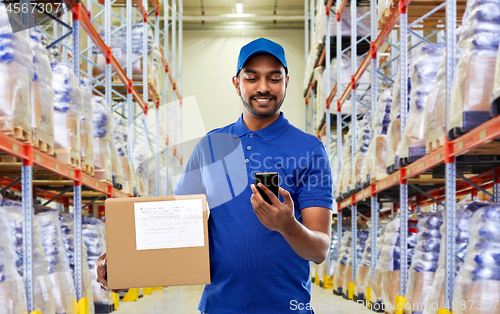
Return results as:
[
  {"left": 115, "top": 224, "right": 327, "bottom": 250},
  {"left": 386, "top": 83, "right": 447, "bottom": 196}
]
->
[
  {"left": 457, "top": 142, "right": 464, "bottom": 150},
  {"left": 436, "top": 153, "right": 441, "bottom": 161},
  {"left": 12, "top": 143, "right": 18, "bottom": 153},
  {"left": 95, "top": 182, "right": 99, "bottom": 188},
  {"left": 394, "top": 175, "right": 398, "bottom": 182},
  {"left": 83, "top": 176, "right": 86, "bottom": 183},
  {"left": 55, "top": 164, "right": 60, "bottom": 171},
  {"left": 422, "top": 162, "right": 425, "bottom": 169},
  {"left": 407, "top": 168, "right": 412, "bottom": 175},
  {"left": 36, "top": 154, "right": 41, "bottom": 163},
  {"left": 480, "top": 129, "right": 487, "bottom": 140},
  {"left": 71, "top": 170, "right": 75, "bottom": 178}
]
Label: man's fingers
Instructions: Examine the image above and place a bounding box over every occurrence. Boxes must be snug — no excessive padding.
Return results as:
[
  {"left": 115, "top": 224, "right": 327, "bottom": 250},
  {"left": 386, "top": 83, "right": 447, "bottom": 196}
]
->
[
  {"left": 251, "top": 193, "right": 270, "bottom": 216},
  {"left": 279, "top": 187, "right": 293, "bottom": 207},
  {"left": 251, "top": 185, "right": 272, "bottom": 213}
]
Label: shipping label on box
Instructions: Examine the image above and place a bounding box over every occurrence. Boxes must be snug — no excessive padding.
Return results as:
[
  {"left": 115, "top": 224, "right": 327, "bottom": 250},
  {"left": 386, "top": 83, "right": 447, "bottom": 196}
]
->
[{"left": 105, "top": 195, "right": 210, "bottom": 290}]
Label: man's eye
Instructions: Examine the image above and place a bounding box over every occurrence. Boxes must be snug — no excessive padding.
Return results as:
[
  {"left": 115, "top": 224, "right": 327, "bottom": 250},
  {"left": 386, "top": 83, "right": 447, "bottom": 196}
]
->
[
  {"left": 270, "top": 79, "right": 281, "bottom": 82},
  {"left": 246, "top": 78, "right": 257, "bottom": 82}
]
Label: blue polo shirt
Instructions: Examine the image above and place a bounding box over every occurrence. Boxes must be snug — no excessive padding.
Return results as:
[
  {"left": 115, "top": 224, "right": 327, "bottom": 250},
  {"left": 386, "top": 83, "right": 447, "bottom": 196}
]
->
[{"left": 174, "top": 112, "right": 333, "bottom": 314}]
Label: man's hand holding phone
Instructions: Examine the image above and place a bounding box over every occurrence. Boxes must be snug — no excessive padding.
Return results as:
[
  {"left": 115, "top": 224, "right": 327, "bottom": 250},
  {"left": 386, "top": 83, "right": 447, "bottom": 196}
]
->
[{"left": 250, "top": 174, "right": 297, "bottom": 235}]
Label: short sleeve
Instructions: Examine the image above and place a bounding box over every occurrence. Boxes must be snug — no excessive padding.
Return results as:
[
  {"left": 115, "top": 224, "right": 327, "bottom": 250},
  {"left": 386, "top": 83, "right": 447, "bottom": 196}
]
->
[
  {"left": 295, "top": 143, "right": 334, "bottom": 211},
  {"left": 173, "top": 143, "right": 206, "bottom": 196}
]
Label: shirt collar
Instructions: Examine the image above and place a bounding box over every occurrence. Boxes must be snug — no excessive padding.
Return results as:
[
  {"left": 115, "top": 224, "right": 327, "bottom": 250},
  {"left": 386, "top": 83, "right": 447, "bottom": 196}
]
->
[{"left": 233, "top": 112, "right": 290, "bottom": 142}]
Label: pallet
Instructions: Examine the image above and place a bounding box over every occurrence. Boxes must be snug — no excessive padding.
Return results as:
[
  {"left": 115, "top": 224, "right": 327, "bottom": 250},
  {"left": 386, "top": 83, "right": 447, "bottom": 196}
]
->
[
  {"left": 399, "top": 146, "right": 427, "bottom": 167},
  {"left": 1, "top": 126, "right": 31, "bottom": 142},
  {"left": 0, "top": 155, "right": 21, "bottom": 163},
  {"left": 448, "top": 111, "right": 491, "bottom": 141},
  {"left": 426, "top": 135, "right": 446, "bottom": 154},
  {"left": 33, "top": 137, "right": 54, "bottom": 155},
  {"left": 94, "top": 302, "right": 114, "bottom": 314},
  {"left": 370, "top": 301, "right": 385, "bottom": 313},
  {"left": 55, "top": 149, "right": 80, "bottom": 168},
  {"left": 82, "top": 162, "right": 95, "bottom": 176}
]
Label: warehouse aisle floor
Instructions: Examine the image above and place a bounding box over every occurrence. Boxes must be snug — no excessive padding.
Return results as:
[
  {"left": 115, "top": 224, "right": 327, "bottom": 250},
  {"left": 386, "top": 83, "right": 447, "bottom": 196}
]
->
[{"left": 114, "top": 284, "right": 374, "bottom": 313}]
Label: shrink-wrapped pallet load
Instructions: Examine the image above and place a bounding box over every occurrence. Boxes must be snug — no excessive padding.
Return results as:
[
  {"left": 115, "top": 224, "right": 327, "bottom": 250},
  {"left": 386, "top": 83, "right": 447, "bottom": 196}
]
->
[
  {"left": 3, "top": 200, "right": 56, "bottom": 313},
  {"left": 399, "top": 43, "right": 445, "bottom": 165},
  {"left": 83, "top": 217, "right": 113, "bottom": 309},
  {"left": 113, "top": 118, "right": 136, "bottom": 195},
  {"left": 423, "top": 201, "right": 490, "bottom": 314},
  {"left": 60, "top": 214, "right": 95, "bottom": 314},
  {"left": 366, "top": 225, "right": 388, "bottom": 311},
  {"left": 452, "top": 203, "right": 500, "bottom": 314},
  {"left": 448, "top": 0, "right": 500, "bottom": 138},
  {"left": 110, "top": 140, "right": 124, "bottom": 189},
  {"left": 0, "top": 5, "right": 33, "bottom": 142},
  {"left": 30, "top": 32, "right": 54, "bottom": 153},
  {"left": 342, "top": 231, "right": 369, "bottom": 298},
  {"left": 333, "top": 231, "right": 351, "bottom": 296},
  {"left": 405, "top": 213, "right": 444, "bottom": 314},
  {"left": 337, "top": 128, "right": 353, "bottom": 199},
  {"left": 0, "top": 204, "right": 27, "bottom": 314},
  {"left": 80, "top": 78, "right": 95, "bottom": 175},
  {"left": 386, "top": 64, "right": 410, "bottom": 174},
  {"left": 355, "top": 229, "right": 379, "bottom": 303},
  {"left": 93, "top": 96, "right": 112, "bottom": 183},
  {"left": 52, "top": 62, "right": 83, "bottom": 167},
  {"left": 365, "top": 89, "right": 392, "bottom": 183},
  {"left": 352, "top": 114, "right": 371, "bottom": 191},
  {"left": 379, "top": 216, "right": 418, "bottom": 314},
  {"left": 92, "top": 24, "right": 155, "bottom": 82},
  {"left": 35, "top": 207, "right": 77, "bottom": 314},
  {"left": 133, "top": 141, "right": 148, "bottom": 196}
]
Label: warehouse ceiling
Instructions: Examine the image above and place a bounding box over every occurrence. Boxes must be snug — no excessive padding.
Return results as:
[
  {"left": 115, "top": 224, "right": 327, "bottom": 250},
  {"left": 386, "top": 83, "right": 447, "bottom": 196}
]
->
[{"left": 165, "top": 0, "right": 306, "bottom": 30}]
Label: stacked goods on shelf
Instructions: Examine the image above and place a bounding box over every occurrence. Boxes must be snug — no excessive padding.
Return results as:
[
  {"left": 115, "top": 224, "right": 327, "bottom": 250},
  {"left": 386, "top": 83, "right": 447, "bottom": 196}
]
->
[
  {"left": 364, "top": 89, "right": 392, "bottom": 183},
  {"left": 424, "top": 53, "right": 452, "bottom": 153},
  {"left": 133, "top": 141, "right": 148, "bottom": 197},
  {"left": 355, "top": 229, "right": 378, "bottom": 303},
  {"left": 399, "top": 43, "right": 445, "bottom": 166},
  {"left": 80, "top": 78, "right": 95, "bottom": 175},
  {"left": 377, "top": 0, "right": 392, "bottom": 26},
  {"left": 92, "top": 96, "right": 113, "bottom": 183},
  {"left": 329, "top": 141, "right": 339, "bottom": 196},
  {"left": 423, "top": 201, "right": 490, "bottom": 314},
  {"left": 82, "top": 217, "right": 113, "bottom": 310},
  {"left": 336, "top": 127, "right": 353, "bottom": 199},
  {"left": 328, "top": 230, "right": 340, "bottom": 280},
  {"left": 52, "top": 62, "right": 83, "bottom": 167},
  {"left": 352, "top": 113, "right": 371, "bottom": 191},
  {"left": 0, "top": 6, "right": 33, "bottom": 142},
  {"left": 35, "top": 207, "right": 77, "bottom": 314},
  {"left": 313, "top": 66, "right": 325, "bottom": 130},
  {"left": 0, "top": 204, "right": 27, "bottom": 314},
  {"left": 333, "top": 231, "right": 351, "bottom": 295},
  {"left": 3, "top": 200, "right": 56, "bottom": 313},
  {"left": 451, "top": 203, "right": 500, "bottom": 314},
  {"left": 113, "top": 118, "right": 137, "bottom": 195},
  {"left": 342, "top": 230, "right": 369, "bottom": 298},
  {"left": 111, "top": 140, "right": 124, "bottom": 190},
  {"left": 448, "top": 0, "right": 500, "bottom": 139},
  {"left": 379, "top": 216, "right": 418, "bottom": 314},
  {"left": 404, "top": 213, "right": 443, "bottom": 314},
  {"left": 492, "top": 29, "right": 500, "bottom": 116},
  {"left": 30, "top": 32, "right": 54, "bottom": 154},
  {"left": 60, "top": 213, "right": 95, "bottom": 314},
  {"left": 92, "top": 24, "right": 156, "bottom": 83},
  {"left": 150, "top": 45, "right": 163, "bottom": 93},
  {"left": 386, "top": 63, "right": 411, "bottom": 174},
  {"left": 366, "top": 226, "right": 388, "bottom": 311}
]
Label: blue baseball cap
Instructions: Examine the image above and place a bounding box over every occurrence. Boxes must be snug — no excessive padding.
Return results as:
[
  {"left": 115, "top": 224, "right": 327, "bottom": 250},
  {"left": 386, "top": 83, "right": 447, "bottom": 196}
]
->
[{"left": 236, "top": 38, "right": 288, "bottom": 76}]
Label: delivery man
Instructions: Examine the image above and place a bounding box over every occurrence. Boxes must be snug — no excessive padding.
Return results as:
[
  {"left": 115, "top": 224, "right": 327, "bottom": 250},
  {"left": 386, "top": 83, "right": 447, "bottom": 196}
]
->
[{"left": 96, "top": 38, "right": 334, "bottom": 314}]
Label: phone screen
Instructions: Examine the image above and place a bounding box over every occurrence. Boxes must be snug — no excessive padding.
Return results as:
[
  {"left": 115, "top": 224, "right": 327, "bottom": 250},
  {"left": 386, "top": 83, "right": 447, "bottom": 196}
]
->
[{"left": 254, "top": 172, "right": 279, "bottom": 205}]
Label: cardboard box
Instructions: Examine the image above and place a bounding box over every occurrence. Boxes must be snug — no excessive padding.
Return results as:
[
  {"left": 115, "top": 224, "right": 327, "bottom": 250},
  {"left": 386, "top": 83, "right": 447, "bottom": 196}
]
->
[{"left": 105, "top": 195, "right": 211, "bottom": 290}]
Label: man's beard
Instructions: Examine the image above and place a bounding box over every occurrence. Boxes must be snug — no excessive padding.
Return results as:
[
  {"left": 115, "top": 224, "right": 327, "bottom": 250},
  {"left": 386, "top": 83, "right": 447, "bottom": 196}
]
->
[{"left": 239, "top": 89, "right": 286, "bottom": 118}]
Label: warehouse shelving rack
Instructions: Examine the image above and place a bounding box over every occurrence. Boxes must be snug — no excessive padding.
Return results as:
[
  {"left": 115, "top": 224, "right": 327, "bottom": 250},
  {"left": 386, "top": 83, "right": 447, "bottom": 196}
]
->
[
  {"left": 305, "top": 0, "right": 500, "bottom": 311},
  {"left": 2, "top": 0, "right": 183, "bottom": 312}
]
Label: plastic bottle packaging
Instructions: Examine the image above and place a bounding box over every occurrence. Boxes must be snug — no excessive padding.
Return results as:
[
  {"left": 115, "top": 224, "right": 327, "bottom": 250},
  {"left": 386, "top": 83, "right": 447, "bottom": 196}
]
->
[
  {"left": 80, "top": 78, "right": 95, "bottom": 172},
  {"left": 92, "top": 96, "right": 112, "bottom": 183}
]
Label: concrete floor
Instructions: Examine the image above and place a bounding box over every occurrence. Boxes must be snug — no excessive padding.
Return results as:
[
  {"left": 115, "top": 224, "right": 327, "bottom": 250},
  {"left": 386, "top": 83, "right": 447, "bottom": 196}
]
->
[{"left": 114, "top": 284, "right": 374, "bottom": 313}]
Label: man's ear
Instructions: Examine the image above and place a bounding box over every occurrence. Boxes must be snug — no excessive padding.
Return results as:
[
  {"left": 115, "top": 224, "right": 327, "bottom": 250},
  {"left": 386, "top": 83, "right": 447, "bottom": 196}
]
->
[
  {"left": 285, "top": 75, "right": 290, "bottom": 89},
  {"left": 232, "top": 76, "right": 240, "bottom": 95}
]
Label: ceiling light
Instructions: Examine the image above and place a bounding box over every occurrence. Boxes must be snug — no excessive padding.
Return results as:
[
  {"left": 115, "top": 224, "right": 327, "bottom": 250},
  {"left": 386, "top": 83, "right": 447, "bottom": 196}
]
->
[{"left": 236, "top": 2, "right": 243, "bottom": 14}]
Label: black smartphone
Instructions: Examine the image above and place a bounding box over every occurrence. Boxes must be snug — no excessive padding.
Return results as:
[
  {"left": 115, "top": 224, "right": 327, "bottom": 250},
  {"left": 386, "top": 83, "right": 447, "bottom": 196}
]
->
[{"left": 254, "top": 172, "right": 279, "bottom": 205}]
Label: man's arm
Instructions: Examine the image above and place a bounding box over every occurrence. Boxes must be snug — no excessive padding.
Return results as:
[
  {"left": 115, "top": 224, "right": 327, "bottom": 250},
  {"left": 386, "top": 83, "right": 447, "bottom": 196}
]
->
[{"left": 250, "top": 184, "right": 331, "bottom": 264}]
